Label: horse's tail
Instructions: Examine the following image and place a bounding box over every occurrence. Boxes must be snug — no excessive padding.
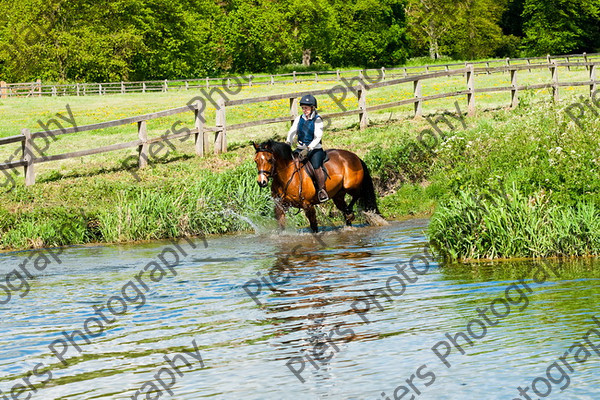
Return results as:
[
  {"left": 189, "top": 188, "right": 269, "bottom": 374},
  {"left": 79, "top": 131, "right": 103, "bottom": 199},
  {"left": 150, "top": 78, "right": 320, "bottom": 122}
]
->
[{"left": 358, "top": 159, "right": 380, "bottom": 215}]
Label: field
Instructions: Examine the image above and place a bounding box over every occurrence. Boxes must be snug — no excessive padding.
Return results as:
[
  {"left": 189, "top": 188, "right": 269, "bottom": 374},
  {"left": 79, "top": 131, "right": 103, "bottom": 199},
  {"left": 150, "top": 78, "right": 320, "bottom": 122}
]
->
[{"left": 0, "top": 62, "right": 599, "bottom": 257}]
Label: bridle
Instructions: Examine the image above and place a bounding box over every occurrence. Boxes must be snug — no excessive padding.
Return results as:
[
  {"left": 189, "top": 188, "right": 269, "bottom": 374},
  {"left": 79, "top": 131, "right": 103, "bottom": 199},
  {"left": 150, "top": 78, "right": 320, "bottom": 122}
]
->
[
  {"left": 256, "top": 148, "right": 276, "bottom": 179},
  {"left": 255, "top": 146, "right": 305, "bottom": 205}
]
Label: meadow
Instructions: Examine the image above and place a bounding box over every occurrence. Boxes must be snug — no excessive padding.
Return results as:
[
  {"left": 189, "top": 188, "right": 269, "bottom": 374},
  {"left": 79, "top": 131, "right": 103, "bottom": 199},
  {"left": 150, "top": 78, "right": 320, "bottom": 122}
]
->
[{"left": 0, "top": 62, "right": 598, "bottom": 258}]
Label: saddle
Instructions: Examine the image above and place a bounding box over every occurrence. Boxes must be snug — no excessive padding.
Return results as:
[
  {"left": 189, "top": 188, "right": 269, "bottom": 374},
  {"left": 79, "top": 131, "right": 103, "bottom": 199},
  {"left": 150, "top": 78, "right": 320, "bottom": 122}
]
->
[{"left": 294, "top": 150, "right": 330, "bottom": 189}]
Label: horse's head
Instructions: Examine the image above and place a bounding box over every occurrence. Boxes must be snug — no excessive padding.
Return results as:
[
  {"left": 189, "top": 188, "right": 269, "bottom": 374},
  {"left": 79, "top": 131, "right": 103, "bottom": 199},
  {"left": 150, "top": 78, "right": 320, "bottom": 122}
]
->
[{"left": 253, "top": 141, "right": 276, "bottom": 187}]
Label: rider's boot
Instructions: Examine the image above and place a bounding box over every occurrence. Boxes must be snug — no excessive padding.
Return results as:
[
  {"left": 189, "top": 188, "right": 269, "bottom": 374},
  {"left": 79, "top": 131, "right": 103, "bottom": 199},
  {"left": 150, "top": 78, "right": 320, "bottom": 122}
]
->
[{"left": 314, "top": 167, "right": 329, "bottom": 202}]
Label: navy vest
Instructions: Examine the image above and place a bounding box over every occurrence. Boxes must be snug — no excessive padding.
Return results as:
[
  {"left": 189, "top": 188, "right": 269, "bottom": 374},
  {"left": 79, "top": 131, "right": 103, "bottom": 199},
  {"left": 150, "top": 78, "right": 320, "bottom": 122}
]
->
[{"left": 297, "top": 114, "right": 321, "bottom": 145}]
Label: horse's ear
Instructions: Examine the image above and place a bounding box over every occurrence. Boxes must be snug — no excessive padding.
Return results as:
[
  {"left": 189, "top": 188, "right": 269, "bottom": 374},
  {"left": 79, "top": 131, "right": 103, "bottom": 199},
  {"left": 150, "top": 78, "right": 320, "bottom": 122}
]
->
[{"left": 251, "top": 141, "right": 259, "bottom": 151}]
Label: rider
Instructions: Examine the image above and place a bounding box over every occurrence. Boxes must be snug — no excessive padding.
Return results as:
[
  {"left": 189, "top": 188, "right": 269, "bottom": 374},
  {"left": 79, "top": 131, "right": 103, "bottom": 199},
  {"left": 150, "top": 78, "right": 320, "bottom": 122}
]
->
[{"left": 286, "top": 94, "right": 329, "bottom": 202}]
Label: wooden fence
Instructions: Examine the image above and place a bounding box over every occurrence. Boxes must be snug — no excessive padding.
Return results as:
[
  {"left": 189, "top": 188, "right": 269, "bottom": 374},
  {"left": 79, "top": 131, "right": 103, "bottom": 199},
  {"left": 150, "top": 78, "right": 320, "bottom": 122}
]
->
[
  {"left": 1, "top": 52, "right": 599, "bottom": 98},
  {"left": 0, "top": 60, "right": 599, "bottom": 187}
]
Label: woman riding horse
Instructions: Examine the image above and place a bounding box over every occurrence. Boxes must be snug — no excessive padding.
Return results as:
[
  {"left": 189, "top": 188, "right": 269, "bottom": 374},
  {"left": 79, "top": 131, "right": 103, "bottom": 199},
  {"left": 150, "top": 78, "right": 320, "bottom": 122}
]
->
[{"left": 253, "top": 135, "right": 380, "bottom": 233}]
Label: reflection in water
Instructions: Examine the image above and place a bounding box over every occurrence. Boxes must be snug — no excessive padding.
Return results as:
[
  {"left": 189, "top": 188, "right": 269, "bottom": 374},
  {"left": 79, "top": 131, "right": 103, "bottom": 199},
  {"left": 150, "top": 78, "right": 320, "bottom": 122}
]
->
[{"left": 0, "top": 219, "right": 599, "bottom": 399}]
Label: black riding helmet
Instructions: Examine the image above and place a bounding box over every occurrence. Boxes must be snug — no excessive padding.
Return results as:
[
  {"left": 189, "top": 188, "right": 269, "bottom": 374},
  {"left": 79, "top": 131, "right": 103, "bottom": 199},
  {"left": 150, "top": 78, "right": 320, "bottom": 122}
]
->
[{"left": 299, "top": 94, "right": 317, "bottom": 108}]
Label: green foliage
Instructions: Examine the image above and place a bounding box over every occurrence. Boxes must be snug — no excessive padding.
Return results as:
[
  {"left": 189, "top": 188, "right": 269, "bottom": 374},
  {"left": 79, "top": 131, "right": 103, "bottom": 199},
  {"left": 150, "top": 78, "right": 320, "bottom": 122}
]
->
[
  {"left": 364, "top": 141, "right": 435, "bottom": 193},
  {"left": 429, "top": 188, "right": 600, "bottom": 261},
  {"left": 0, "top": 0, "right": 411, "bottom": 81},
  {"left": 1, "top": 0, "right": 599, "bottom": 80},
  {"left": 329, "top": 0, "right": 409, "bottom": 67},
  {"left": 0, "top": 161, "right": 291, "bottom": 249},
  {"left": 427, "top": 101, "right": 600, "bottom": 260},
  {"left": 521, "top": 0, "right": 600, "bottom": 55}
]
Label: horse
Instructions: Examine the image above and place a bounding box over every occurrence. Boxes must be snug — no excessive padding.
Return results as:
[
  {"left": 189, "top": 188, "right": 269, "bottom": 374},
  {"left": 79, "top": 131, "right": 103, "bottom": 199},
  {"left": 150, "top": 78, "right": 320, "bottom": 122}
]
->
[{"left": 252, "top": 140, "right": 380, "bottom": 232}]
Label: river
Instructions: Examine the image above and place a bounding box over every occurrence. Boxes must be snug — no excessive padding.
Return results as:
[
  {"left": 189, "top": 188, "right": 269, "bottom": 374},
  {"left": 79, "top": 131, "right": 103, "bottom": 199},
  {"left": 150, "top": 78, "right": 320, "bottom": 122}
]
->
[{"left": 1, "top": 219, "right": 599, "bottom": 399}]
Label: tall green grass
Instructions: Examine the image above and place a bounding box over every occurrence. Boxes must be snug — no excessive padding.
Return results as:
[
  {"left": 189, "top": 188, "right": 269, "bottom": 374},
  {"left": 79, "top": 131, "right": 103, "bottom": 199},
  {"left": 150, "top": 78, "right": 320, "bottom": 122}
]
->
[
  {"left": 429, "top": 189, "right": 600, "bottom": 261},
  {"left": 426, "top": 99, "right": 600, "bottom": 261},
  {"left": 0, "top": 161, "right": 310, "bottom": 249}
]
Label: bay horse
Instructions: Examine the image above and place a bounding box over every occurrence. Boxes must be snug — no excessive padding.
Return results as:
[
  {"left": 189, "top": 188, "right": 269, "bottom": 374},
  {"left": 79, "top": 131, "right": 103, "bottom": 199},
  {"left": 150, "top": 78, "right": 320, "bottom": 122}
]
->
[{"left": 253, "top": 140, "right": 380, "bottom": 232}]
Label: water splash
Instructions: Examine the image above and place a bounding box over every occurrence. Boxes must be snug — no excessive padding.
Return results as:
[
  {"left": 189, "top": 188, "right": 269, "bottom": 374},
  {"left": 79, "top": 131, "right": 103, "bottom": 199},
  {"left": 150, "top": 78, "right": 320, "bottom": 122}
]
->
[{"left": 221, "top": 209, "right": 262, "bottom": 234}]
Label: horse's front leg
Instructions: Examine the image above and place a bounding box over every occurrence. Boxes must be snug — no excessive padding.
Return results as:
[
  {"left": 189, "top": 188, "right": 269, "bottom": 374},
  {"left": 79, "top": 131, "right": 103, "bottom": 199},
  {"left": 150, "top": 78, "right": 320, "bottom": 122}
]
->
[
  {"left": 274, "top": 200, "right": 287, "bottom": 231},
  {"left": 304, "top": 206, "right": 319, "bottom": 233}
]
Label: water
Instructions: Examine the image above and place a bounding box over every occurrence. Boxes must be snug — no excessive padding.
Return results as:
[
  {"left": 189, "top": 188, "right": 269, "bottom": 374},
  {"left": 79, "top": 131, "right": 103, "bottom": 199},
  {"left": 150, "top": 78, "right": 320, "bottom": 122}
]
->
[{"left": 0, "top": 219, "right": 599, "bottom": 399}]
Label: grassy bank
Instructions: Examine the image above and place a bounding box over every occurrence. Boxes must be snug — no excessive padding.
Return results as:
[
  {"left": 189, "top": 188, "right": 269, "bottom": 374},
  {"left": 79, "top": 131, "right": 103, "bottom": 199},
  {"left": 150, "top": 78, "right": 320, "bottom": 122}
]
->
[
  {"left": 1, "top": 62, "right": 600, "bottom": 256},
  {"left": 3, "top": 97, "right": 599, "bottom": 254},
  {"left": 426, "top": 99, "right": 600, "bottom": 261}
]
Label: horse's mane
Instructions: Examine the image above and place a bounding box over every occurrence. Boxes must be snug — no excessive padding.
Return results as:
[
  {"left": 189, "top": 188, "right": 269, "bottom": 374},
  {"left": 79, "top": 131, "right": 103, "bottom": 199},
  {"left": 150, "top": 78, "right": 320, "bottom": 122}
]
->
[{"left": 256, "top": 140, "right": 293, "bottom": 161}]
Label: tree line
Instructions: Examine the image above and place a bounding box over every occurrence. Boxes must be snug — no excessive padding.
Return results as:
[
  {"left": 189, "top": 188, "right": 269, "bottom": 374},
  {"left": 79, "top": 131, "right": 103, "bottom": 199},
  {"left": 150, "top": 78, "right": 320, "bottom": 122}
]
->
[{"left": 0, "top": 0, "right": 598, "bottom": 83}]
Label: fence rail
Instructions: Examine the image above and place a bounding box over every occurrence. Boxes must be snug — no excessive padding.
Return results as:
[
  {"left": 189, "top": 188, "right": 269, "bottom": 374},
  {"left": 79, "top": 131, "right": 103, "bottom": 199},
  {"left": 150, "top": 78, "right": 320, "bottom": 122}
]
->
[
  {"left": 1, "top": 52, "right": 599, "bottom": 98},
  {"left": 1, "top": 58, "right": 599, "bottom": 187}
]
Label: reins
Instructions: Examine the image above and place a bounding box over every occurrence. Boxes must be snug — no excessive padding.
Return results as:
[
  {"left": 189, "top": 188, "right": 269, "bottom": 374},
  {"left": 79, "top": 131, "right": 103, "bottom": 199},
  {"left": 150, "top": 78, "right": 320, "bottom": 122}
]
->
[{"left": 257, "top": 145, "right": 305, "bottom": 207}]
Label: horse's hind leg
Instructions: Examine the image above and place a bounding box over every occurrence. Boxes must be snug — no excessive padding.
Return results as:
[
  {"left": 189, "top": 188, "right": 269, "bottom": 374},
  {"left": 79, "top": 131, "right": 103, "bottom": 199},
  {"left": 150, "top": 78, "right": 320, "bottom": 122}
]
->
[
  {"left": 304, "top": 206, "right": 319, "bottom": 233},
  {"left": 333, "top": 193, "right": 355, "bottom": 226}
]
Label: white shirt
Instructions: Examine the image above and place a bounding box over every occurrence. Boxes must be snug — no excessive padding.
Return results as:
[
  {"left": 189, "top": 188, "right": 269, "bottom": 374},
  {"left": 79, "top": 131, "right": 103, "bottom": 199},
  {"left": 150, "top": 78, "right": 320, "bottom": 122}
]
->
[{"left": 287, "top": 112, "right": 323, "bottom": 150}]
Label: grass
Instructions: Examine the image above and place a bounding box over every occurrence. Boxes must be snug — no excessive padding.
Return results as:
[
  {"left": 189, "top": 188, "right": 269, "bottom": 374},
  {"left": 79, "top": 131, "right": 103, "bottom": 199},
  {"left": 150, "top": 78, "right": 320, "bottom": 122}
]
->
[
  {"left": 426, "top": 99, "right": 600, "bottom": 261},
  {"left": 0, "top": 60, "right": 599, "bottom": 257}
]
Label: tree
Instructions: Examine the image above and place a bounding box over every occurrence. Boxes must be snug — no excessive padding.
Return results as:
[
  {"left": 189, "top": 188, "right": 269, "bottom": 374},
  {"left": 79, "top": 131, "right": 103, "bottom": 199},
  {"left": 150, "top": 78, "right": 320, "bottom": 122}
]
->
[
  {"left": 329, "top": 0, "right": 409, "bottom": 66},
  {"left": 283, "top": 0, "right": 337, "bottom": 66},
  {"left": 449, "top": 0, "right": 509, "bottom": 59},
  {"left": 219, "top": 0, "right": 294, "bottom": 72},
  {"left": 521, "top": 0, "right": 600, "bottom": 55},
  {"left": 405, "top": 0, "right": 456, "bottom": 59}
]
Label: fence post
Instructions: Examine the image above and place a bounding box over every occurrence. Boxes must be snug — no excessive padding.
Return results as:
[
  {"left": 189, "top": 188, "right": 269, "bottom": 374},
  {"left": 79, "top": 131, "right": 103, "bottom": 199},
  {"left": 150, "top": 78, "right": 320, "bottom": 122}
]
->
[
  {"left": 510, "top": 68, "right": 518, "bottom": 109},
  {"left": 142, "top": 82, "right": 146, "bottom": 93},
  {"left": 403, "top": 67, "right": 407, "bottom": 78},
  {"left": 293, "top": 71, "right": 297, "bottom": 84},
  {"left": 206, "top": 77, "right": 209, "bottom": 89},
  {"left": 185, "top": 81, "right": 189, "bottom": 90},
  {"left": 590, "top": 63, "right": 597, "bottom": 97},
  {"left": 466, "top": 64, "right": 475, "bottom": 116},
  {"left": 566, "top": 56, "right": 571, "bottom": 71},
  {"left": 486, "top": 61, "right": 490, "bottom": 74},
  {"left": 52, "top": 86, "right": 57, "bottom": 96},
  {"left": 194, "top": 100, "right": 205, "bottom": 156},
  {"left": 163, "top": 79, "right": 168, "bottom": 92},
  {"left": 138, "top": 120, "right": 148, "bottom": 168},
  {"left": 270, "top": 75, "right": 274, "bottom": 85},
  {"left": 550, "top": 61, "right": 559, "bottom": 102},
  {"left": 36, "top": 79, "right": 42, "bottom": 97},
  {"left": 0, "top": 81, "right": 7, "bottom": 99},
  {"left": 413, "top": 78, "right": 422, "bottom": 118},
  {"left": 121, "top": 81, "right": 125, "bottom": 94},
  {"left": 83, "top": 84, "right": 87, "bottom": 96},
  {"left": 358, "top": 83, "right": 368, "bottom": 130},
  {"left": 249, "top": 75, "right": 253, "bottom": 87},
  {"left": 76, "top": 83, "right": 80, "bottom": 96},
  {"left": 527, "top": 58, "right": 531, "bottom": 72},
  {"left": 336, "top": 69, "right": 340, "bottom": 81},
  {"left": 21, "top": 128, "right": 35, "bottom": 186},
  {"left": 314, "top": 72, "right": 318, "bottom": 82},
  {"left": 289, "top": 97, "right": 298, "bottom": 126},
  {"left": 215, "top": 98, "right": 226, "bottom": 154},
  {"left": 583, "top": 52, "right": 589, "bottom": 70},
  {"left": 98, "top": 84, "right": 102, "bottom": 95},
  {"left": 381, "top": 67, "right": 386, "bottom": 81}
]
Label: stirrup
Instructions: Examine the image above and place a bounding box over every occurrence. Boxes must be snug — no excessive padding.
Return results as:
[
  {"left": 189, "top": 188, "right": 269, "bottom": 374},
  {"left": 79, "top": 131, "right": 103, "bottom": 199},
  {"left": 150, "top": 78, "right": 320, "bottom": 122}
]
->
[{"left": 318, "top": 189, "right": 329, "bottom": 202}]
